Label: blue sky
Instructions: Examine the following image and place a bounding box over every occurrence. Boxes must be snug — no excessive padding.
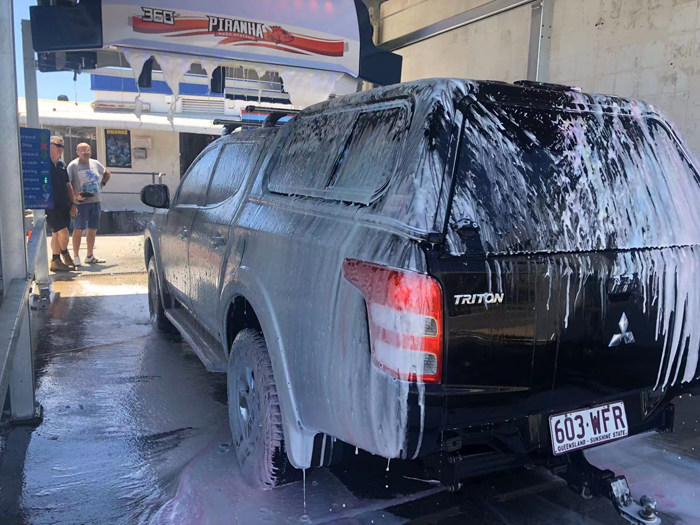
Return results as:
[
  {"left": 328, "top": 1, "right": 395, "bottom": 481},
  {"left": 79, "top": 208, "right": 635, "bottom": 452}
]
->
[{"left": 14, "top": 0, "right": 92, "bottom": 101}]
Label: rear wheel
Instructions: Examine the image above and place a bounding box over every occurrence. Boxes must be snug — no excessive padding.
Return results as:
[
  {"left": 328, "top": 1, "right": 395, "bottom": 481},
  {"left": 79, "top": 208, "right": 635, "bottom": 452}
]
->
[
  {"left": 228, "top": 329, "right": 298, "bottom": 488},
  {"left": 147, "top": 257, "right": 177, "bottom": 334}
]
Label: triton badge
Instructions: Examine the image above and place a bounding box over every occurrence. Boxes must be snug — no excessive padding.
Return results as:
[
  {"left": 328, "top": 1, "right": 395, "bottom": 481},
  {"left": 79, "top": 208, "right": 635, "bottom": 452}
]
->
[
  {"left": 609, "top": 313, "right": 635, "bottom": 347},
  {"left": 454, "top": 293, "right": 504, "bottom": 306}
]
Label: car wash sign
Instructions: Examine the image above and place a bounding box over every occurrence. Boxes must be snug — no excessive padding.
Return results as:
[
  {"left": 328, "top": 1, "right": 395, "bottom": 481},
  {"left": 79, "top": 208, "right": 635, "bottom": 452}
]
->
[
  {"left": 102, "top": 0, "right": 361, "bottom": 76},
  {"left": 20, "top": 128, "right": 53, "bottom": 210}
]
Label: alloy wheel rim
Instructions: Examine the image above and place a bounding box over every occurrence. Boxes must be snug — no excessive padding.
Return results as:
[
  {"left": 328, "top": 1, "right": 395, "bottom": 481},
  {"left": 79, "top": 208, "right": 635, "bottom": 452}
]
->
[
  {"left": 148, "top": 271, "right": 158, "bottom": 321},
  {"left": 237, "top": 365, "right": 256, "bottom": 447}
]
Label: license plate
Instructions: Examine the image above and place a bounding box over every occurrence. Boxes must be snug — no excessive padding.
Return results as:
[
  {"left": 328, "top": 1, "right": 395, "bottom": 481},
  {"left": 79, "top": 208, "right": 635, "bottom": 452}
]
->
[{"left": 549, "top": 401, "right": 628, "bottom": 455}]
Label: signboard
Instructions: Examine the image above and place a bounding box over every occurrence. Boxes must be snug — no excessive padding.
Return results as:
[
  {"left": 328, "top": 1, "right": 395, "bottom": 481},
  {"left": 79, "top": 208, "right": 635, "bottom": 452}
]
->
[
  {"left": 101, "top": 0, "right": 360, "bottom": 77},
  {"left": 20, "top": 128, "right": 53, "bottom": 210},
  {"left": 133, "top": 136, "right": 152, "bottom": 149},
  {"left": 105, "top": 129, "right": 132, "bottom": 168}
]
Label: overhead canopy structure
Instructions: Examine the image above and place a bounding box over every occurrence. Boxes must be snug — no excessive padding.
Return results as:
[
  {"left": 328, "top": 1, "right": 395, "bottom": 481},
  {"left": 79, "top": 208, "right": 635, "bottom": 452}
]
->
[{"left": 29, "top": 0, "right": 401, "bottom": 88}]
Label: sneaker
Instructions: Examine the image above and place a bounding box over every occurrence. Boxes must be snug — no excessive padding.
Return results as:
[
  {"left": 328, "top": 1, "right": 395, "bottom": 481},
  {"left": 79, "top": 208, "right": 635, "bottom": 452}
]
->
[
  {"left": 85, "top": 254, "right": 103, "bottom": 264},
  {"left": 50, "top": 258, "right": 70, "bottom": 272},
  {"left": 73, "top": 255, "right": 81, "bottom": 267},
  {"left": 62, "top": 252, "right": 75, "bottom": 269}
]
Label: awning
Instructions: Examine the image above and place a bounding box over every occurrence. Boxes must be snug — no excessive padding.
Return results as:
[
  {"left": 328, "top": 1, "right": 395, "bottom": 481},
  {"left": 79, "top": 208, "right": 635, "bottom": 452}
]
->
[{"left": 29, "top": 0, "right": 401, "bottom": 86}]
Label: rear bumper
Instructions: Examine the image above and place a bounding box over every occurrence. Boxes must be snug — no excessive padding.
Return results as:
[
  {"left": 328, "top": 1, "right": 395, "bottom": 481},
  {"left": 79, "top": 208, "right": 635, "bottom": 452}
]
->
[{"left": 406, "top": 385, "right": 679, "bottom": 482}]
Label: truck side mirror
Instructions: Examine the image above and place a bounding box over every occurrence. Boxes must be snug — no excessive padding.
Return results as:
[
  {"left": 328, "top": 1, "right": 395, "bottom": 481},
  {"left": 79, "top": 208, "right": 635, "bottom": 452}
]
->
[{"left": 141, "top": 184, "right": 170, "bottom": 209}]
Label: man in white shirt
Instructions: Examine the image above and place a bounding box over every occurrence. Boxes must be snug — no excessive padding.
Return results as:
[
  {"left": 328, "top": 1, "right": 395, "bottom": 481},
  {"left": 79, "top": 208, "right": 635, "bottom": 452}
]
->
[{"left": 67, "top": 143, "right": 111, "bottom": 266}]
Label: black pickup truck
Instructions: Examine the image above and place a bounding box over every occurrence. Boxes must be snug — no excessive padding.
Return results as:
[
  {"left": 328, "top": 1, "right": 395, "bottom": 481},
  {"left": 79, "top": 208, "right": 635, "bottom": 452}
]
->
[{"left": 141, "top": 79, "right": 700, "bottom": 522}]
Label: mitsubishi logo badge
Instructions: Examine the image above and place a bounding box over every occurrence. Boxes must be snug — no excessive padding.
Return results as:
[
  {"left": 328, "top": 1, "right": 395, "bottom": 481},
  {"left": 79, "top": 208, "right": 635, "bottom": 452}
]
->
[{"left": 609, "top": 313, "right": 635, "bottom": 347}]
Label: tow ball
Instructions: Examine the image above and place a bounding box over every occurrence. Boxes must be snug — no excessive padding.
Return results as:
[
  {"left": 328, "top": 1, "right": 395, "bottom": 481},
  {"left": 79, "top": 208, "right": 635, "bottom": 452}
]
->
[{"left": 552, "top": 451, "right": 661, "bottom": 525}]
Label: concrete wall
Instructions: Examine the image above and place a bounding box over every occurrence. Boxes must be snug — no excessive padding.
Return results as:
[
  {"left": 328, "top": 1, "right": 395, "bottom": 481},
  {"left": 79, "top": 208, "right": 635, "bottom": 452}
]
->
[
  {"left": 378, "top": 0, "right": 700, "bottom": 156},
  {"left": 379, "top": 0, "right": 532, "bottom": 82},
  {"left": 548, "top": 0, "right": 700, "bottom": 156},
  {"left": 95, "top": 127, "right": 181, "bottom": 212}
]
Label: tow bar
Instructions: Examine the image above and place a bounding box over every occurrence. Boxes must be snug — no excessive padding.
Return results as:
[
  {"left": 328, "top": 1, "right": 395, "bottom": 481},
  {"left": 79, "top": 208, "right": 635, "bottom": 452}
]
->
[{"left": 552, "top": 451, "right": 661, "bottom": 525}]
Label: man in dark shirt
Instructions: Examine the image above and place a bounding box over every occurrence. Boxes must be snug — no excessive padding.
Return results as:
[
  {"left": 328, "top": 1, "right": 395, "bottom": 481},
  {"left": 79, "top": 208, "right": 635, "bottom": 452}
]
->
[{"left": 46, "top": 136, "right": 78, "bottom": 272}]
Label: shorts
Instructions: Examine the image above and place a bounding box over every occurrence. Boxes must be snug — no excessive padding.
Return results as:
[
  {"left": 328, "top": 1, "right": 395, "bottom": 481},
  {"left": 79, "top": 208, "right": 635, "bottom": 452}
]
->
[
  {"left": 74, "top": 202, "right": 102, "bottom": 230},
  {"left": 46, "top": 208, "right": 71, "bottom": 233}
]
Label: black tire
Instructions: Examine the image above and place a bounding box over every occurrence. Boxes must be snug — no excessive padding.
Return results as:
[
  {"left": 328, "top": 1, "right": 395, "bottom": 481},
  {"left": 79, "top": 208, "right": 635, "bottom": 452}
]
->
[
  {"left": 147, "top": 257, "right": 177, "bottom": 334},
  {"left": 228, "top": 329, "right": 298, "bottom": 488}
]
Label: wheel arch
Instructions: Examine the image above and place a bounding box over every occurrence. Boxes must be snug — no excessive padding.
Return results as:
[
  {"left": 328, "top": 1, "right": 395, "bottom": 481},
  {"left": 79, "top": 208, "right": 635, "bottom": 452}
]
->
[
  {"left": 220, "top": 269, "right": 315, "bottom": 470},
  {"left": 225, "top": 295, "right": 262, "bottom": 351},
  {"left": 144, "top": 230, "right": 168, "bottom": 307},
  {"left": 144, "top": 236, "right": 154, "bottom": 269}
]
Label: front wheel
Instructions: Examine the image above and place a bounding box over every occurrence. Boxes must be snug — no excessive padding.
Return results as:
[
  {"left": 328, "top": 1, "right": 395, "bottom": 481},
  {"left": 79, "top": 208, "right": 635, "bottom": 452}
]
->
[
  {"left": 228, "top": 329, "right": 298, "bottom": 488},
  {"left": 147, "top": 257, "right": 177, "bottom": 334}
]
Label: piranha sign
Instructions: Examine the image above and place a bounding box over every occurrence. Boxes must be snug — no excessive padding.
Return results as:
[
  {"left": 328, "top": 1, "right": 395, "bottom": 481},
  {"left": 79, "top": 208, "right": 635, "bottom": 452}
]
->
[
  {"left": 207, "top": 17, "right": 271, "bottom": 39},
  {"left": 102, "top": 0, "right": 361, "bottom": 77}
]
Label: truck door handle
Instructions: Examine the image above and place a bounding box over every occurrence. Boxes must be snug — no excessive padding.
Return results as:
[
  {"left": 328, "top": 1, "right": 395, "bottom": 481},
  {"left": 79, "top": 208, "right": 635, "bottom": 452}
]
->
[
  {"left": 210, "top": 233, "right": 226, "bottom": 247},
  {"left": 179, "top": 228, "right": 189, "bottom": 240}
]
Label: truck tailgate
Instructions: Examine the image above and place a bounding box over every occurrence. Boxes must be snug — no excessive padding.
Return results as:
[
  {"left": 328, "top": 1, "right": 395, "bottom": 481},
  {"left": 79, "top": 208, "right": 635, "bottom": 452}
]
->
[{"left": 430, "top": 248, "right": 700, "bottom": 408}]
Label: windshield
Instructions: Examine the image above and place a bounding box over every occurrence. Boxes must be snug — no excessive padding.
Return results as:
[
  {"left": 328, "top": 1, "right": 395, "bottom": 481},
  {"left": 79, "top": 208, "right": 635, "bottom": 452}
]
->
[{"left": 448, "top": 101, "right": 700, "bottom": 255}]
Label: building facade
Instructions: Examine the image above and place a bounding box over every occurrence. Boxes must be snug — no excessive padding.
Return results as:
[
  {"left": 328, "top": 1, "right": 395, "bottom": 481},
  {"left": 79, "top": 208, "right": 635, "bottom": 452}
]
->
[{"left": 20, "top": 67, "right": 291, "bottom": 215}]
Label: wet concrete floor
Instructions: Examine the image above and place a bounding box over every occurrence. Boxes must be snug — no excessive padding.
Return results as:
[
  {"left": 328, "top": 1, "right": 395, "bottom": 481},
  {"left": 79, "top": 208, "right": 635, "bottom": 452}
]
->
[{"left": 0, "top": 272, "right": 699, "bottom": 525}]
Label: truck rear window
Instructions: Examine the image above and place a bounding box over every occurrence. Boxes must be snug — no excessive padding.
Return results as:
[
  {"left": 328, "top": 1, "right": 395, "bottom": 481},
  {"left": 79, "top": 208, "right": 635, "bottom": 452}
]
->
[
  {"left": 449, "top": 101, "right": 700, "bottom": 255},
  {"left": 268, "top": 103, "right": 410, "bottom": 206}
]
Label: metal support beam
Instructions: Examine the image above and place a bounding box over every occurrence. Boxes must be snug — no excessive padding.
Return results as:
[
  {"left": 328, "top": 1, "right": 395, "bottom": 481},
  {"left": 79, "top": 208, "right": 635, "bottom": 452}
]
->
[
  {"left": 33, "top": 217, "right": 49, "bottom": 287},
  {"left": 378, "top": 0, "right": 535, "bottom": 52},
  {"left": 0, "top": 7, "right": 42, "bottom": 426},
  {"left": 9, "top": 303, "right": 36, "bottom": 421},
  {"left": 0, "top": 281, "right": 28, "bottom": 418},
  {"left": 21, "top": 19, "right": 50, "bottom": 286},
  {"left": 22, "top": 19, "right": 39, "bottom": 129},
  {"left": 0, "top": 219, "right": 47, "bottom": 424},
  {"left": 0, "top": 3, "right": 29, "bottom": 291},
  {"left": 526, "top": 0, "right": 554, "bottom": 82}
]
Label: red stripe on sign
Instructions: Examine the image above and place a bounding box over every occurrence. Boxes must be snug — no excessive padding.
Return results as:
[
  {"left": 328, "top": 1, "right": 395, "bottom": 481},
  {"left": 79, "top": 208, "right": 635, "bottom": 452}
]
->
[
  {"left": 217, "top": 35, "right": 250, "bottom": 45},
  {"left": 233, "top": 42, "right": 310, "bottom": 55},
  {"left": 132, "top": 16, "right": 209, "bottom": 34},
  {"left": 290, "top": 33, "right": 344, "bottom": 43},
  {"left": 285, "top": 35, "right": 345, "bottom": 57},
  {"left": 166, "top": 31, "right": 216, "bottom": 38}
]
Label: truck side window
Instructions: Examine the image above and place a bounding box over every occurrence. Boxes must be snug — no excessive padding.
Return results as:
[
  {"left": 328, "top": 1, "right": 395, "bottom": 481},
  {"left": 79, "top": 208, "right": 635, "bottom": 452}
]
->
[
  {"left": 327, "top": 107, "right": 408, "bottom": 205},
  {"left": 267, "top": 102, "right": 411, "bottom": 205},
  {"left": 175, "top": 146, "right": 221, "bottom": 206},
  {"left": 205, "top": 142, "right": 257, "bottom": 206},
  {"left": 268, "top": 110, "right": 358, "bottom": 198}
]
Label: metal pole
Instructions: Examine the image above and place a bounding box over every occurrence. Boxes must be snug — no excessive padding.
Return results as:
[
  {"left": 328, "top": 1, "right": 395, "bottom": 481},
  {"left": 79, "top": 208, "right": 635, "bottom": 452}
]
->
[
  {"left": 0, "top": 3, "right": 29, "bottom": 291},
  {"left": 378, "top": 0, "right": 535, "bottom": 52},
  {"left": 0, "top": 4, "right": 41, "bottom": 425},
  {"left": 22, "top": 19, "right": 50, "bottom": 286},
  {"left": 34, "top": 220, "right": 49, "bottom": 288},
  {"left": 22, "top": 20, "right": 39, "bottom": 129},
  {"left": 9, "top": 303, "right": 37, "bottom": 421},
  {"left": 526, "top": 0, "right": 554, "bottom": 82}
]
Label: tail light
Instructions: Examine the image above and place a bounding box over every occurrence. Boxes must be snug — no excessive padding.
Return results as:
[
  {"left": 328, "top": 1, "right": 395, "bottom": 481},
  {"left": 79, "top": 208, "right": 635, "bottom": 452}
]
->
[{"left": 342, "top": 259, "right": 443, "bottom": 384}]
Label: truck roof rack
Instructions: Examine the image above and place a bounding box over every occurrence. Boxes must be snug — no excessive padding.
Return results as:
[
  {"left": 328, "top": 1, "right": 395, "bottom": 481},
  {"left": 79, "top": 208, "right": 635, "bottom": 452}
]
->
[
  {"left": 213, "top": 119, "right": 264, "bottom": 136},
  {"left": 245, "top": 105, "right": 300, "bottom": 127},
  {"left": 514, "top": 80, "right": 582, "bottom": 92},
  {"left": 215, "top": 106, "right": 300, "bottom": 135}
]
